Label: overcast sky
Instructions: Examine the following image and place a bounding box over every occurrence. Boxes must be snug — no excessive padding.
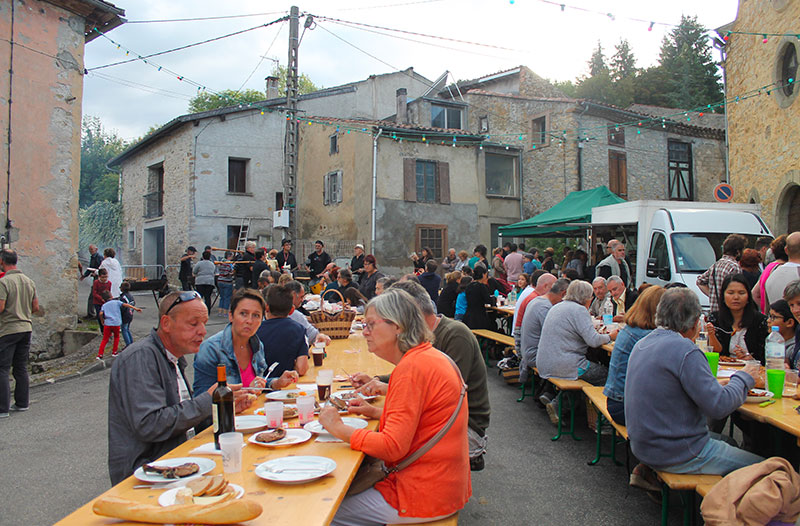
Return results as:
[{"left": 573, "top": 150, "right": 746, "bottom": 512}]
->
[{"left": 82, "top": 0, "right": 740, "bottom": 140}]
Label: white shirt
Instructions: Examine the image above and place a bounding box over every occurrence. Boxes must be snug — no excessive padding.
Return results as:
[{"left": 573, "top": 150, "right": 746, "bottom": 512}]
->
[
  {"left": 165, "top": 349, "right": 194, "bottom": 439},
  {"left": 512, "top": 286, "right": 534, "bottom": 328}
]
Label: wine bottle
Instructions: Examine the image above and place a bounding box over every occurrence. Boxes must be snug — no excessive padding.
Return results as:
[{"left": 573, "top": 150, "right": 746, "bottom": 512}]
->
[{"left": 212, "top": 364, "right": 234, "bottom": 450}]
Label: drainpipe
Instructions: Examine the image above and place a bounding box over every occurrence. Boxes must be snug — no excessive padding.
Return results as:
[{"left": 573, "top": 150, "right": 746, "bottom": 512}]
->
[
  {"left": 371, "top": 128, "right": 383, "bottom": 253},
  {"left": 517, "top": 150, "right": 523, "bottom": 220},
  {"left": 576, "top": 102, "right": 590, "bottom": 192}
]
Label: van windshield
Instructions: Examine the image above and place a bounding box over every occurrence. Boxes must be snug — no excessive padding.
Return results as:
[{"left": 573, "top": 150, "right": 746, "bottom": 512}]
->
[{"left": 671, "top": 233, "right": 766, "bottom": 273}]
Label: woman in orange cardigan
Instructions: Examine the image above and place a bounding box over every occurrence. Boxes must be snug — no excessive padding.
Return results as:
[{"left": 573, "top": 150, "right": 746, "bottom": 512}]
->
[{"left": 319, "top": 289, "right": 471, "bottom": 525}]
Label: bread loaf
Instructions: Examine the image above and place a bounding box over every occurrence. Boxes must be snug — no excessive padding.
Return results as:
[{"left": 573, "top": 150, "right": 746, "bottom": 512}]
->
[{"left": 92, "top": 495, "right": 262, "bottom": 524}]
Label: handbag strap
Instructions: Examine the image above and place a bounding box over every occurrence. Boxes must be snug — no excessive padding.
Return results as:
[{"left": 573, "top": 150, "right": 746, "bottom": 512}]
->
[{"left": 388, "top": 354, "right": 467, "bottom": 473}]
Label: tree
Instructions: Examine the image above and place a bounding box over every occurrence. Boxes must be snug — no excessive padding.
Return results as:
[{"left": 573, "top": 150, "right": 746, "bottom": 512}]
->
[
  {"left": 574, "top": 42, "right": 614, "bottom": 104},
  {"left": 80, "top": 116, "right": 127, "bottom": 207},
  {"left": 270, "top": 64, "right": 319, "bottom": 97},
  {"left": 78, "top": 201, "right": 122, "bottom": 254},
  {"left": 588, "top": 41, "right": 608, "bottom": 77},
  {"left": 551, "top": 79, "right": 577, "bottom": 97},
  {"left": 610, "top": 39, "right": 637, "bottom": 82}
]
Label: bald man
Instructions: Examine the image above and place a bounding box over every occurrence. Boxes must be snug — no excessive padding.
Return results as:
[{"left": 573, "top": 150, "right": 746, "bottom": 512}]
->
[
  {"left": 764, "top": 232, "right": 800, "bottom": 307},
  {"left": 513, "top": 273, "right": 557, "bottom": 352}
]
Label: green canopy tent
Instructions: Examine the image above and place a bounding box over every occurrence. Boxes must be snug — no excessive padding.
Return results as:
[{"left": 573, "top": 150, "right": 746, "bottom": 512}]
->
[{"left": 499, "top": 186, "right": 626, "bottom": 237}]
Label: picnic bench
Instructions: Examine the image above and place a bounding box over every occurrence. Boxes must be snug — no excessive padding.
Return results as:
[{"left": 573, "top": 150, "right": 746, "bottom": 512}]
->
[
  {"left": 655, "top": 471, "right": 722, "bottom": 526},
  {"left": 547, "top": 377, "right": 591, "bottom": 442},
  {"left": 582, "top": 386, "right": 628, "bottom": 468},
  {"left": 471, "top": 329, "right": 514, "bottom": 367}
]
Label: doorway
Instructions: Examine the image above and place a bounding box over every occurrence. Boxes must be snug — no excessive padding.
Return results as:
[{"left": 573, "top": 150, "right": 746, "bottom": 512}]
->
[{"left": 143, "top": 227, "right": 165, "bottom": 272}]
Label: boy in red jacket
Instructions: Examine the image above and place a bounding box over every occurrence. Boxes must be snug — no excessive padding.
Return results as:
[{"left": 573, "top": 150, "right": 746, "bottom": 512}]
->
[{"left": 91, "top": 268, "right": 111, "bottom": 331}]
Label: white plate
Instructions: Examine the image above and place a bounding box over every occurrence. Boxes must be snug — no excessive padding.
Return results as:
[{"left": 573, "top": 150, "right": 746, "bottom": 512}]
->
[
  {"left": 716, "top": 369, "right": 737, "bottom": 378},
  {"left": 265, "top": 389, "right": 309, "bottom": 403},
  {"left": 745, "top": 389, "right": 773, "bottom": 403},
  {"left": 248, "top": 428, "right": 313, "bottom": 447},
  {"left": 254, "top": 456, "right": 336, "bottom": 484},
  {"left": 303, "top": 417, "right": 368, "bottom": 435},
  {"left": 235, "top": 415, "right": 268, "bottom": 433},
  {"left": 331, "top": 389, "right": 378, "bottom": 402},
  {"left": 133, "top": 457, "right": 217, "bottom": 483},
  {"left": 158, "top": 483, "right": 244, "bottom": 506}
]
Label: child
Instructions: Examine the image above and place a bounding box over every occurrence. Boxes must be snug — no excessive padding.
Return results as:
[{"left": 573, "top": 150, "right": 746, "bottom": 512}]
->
[
  {"left": 92, "top": 268, "right": 111, "bottom": 331},
  {"left": 454, "top": 276, "right": 473, "bottom": 321},
  {"left": 98, "top": 290, "right": 141, "bottom": 359},
  {"left": 256, "top": 285, "right": 309, "bottom": 378},
  {"left": 118, "top": 281, "right": 136, "bottom": 348}
]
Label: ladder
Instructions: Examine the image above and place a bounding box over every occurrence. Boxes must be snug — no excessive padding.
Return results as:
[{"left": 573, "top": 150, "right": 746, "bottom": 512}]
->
[{"left": 236, "top": 218, "right": 252, "bottom": 252}]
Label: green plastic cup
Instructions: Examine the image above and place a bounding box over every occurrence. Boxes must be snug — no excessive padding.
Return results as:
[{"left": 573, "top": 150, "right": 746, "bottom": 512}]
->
[
  {"left": 704, "top": 352, "right": 719, "bottom": 377},
  {"left": 766, "top": 369, "right": 785, "bottom": 400}
]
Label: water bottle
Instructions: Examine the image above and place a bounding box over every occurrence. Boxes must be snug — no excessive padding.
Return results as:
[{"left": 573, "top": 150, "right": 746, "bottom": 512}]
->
[
  {"left": 601, "top": 297, "right": 614, "bottom": 326},
  {"left": 765, "top": 326, "right": 785, "bottom": 370},
  {"left": 509, "top": 289, "right": 517, "bottom": 305}
]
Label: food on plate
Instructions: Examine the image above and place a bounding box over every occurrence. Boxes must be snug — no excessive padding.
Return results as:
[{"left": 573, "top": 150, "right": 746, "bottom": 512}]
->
[
  {"left": 719, "top": 355, "right": 741, "bottom": 363},
  {"left": 254, "top": 428, "right": 287, "bottom": 443},
  {"left": 283, "top": 405, "right": 298, "bottom": 419},
  {"left": 336, "top": 391, "right": 362, "bottom": 401},
  {"left": 92, "top": 495, "right": 262, "bottom": 524},
  {"left": 329, "top": 396, "right": 348, "bottom": 411},
  {"left": 181, "top": 475, "right": 236, "bottom": 505},
  {"left": 245, "top": 393, "right": 257, "bottom": 404},
  {"left": 142, "top": 462, "right": 199, "bottom": 479},
  {"left": 283, "top": 391, "right": 306, "bottom": 399}
]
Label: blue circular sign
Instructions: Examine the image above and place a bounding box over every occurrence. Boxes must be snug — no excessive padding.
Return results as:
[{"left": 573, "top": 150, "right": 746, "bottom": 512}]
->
[{"left": 714, "top": 183, "right": 733, "bottom": 203}]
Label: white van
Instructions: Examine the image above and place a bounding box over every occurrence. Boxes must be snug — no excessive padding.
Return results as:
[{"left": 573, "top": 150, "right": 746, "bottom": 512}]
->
[{"left": 590, "top": 201, "right": 773, "bottom": 310}]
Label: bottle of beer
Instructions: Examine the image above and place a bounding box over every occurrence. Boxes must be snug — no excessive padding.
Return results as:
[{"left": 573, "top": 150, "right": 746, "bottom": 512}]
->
[{"left": 212, "top": 364, "right": 234, "bottom": 450}]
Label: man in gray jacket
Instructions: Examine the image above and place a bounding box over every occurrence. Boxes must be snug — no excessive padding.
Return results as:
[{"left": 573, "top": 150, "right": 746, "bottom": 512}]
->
[{"left": 107, "top": 291, "right": 254, "bottom": 484}]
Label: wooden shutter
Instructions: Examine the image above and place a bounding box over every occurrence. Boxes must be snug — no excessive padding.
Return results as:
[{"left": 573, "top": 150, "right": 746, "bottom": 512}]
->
[
  {"left": 438, "top": 162, "right": 450, "bottom": 204},
  {"left": 336, "top": 171, "right": 343, "bottom": 203},
  {"left": 403, "top": 158, "right": 416, "bottom": 201},
  {"left": 323, "top": 173, "right": 329, "bottom": 205},
  {"left": 609, "top": 151, "right": 627, "bottom": 198}
]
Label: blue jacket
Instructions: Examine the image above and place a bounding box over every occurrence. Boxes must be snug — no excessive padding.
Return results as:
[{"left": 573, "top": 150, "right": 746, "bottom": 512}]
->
[
  {"left": 193, "top": 324, "right": 268, "bottom": 394},
  {"left": 603, "top": 326, "right": 651, "bottom": 402},
  {"left": 455, "top": 291, "right": 467, "bottom": 320}
]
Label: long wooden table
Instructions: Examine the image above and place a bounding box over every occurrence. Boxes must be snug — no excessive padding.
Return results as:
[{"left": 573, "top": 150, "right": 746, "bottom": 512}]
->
[{"left": 56, "top": 332, "right": 393, "bottom": 526}]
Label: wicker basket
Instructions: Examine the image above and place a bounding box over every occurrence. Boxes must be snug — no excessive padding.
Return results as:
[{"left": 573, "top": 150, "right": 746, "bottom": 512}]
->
[
  {"left": 307, "top": 289, "right": 356, "bottom": 339},
  {"left": 499, "top": 367, "right": 521, "bottom": 385}
]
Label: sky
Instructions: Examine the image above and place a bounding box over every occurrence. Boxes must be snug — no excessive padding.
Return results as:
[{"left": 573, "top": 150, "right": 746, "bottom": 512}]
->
[{"left": 82, "top": 0, "right": 740, "bottom": 141}]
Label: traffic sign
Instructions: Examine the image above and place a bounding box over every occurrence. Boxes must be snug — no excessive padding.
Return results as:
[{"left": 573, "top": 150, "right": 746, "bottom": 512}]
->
[{"left": 714, "top": 183, "right": 733, "bottom": 203}]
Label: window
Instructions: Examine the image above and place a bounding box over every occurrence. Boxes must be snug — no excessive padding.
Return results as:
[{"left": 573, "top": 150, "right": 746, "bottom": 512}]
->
[
  {"left": 144, "top": 163, "right": 163, "bottom": 218},
  {"left": 781, "top": 43, "right": 798, "bottom": 97},
  {"left": 228, "top": 158, "right": 248, "bottom": 194},
  {"left": 608, "top": 150, "right": 627, "bottom": 198},
  {"left": 649, "top": 231, "right": 669, "bottom": 271},
  {"left": 416, "top": 225, "right": 447, "bottom": 259},
  {"left": 275, "top": 192, "right": 284, "bottom": 210},
  {"left": 431, "top": 104, "right": 462, "bottom": 129},
  {"left": 531, "top": 115, "right": 549, "bottom": 147},
  {"left": 127, "top": 229, "right": 136, "bottom": 251},
  {"left": 608, "top": 127, "right": 625, "bottom": 147},
  {"left": 485, "top": 153, "right": 517, "bottom": 196},
  {"left": 323, "top": 171, "right": 343, "bottom": 205},
  {"left": 668, "top": 140, "right": 693, "bottom": 201},
  {"left": 403, "top": 159, "right": 450, "bottom": 204},
  {"left": 227, "top": 226, "right": 242, "bottom": 250},
  {"left": 479, "top": 116, "right": 489, "bottom": 133},
  {"left": 329, "top": 134, "right": 338, "bottom": 155}
]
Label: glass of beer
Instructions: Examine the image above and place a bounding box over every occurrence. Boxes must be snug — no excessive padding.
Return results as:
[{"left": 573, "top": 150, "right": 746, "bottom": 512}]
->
[
  {"left": 311, "top": 344, "right": 325, "bottom": 366},
  {"left": 316, "top": 369, "right": 333, "bottom": 401}
]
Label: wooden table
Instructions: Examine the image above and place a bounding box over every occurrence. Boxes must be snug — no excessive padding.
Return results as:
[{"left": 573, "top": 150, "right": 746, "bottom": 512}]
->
[
  {"left": 56, "top": 332, "right": 393, "bottom": 526},
  {"left": 486, "top": 305, "right": 515, "bottom": 335}
]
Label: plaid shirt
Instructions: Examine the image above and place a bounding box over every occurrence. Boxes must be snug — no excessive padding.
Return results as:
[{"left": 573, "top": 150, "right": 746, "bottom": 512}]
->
[{"left": 696, "top": 255, "right": 740, "bottom": 312}]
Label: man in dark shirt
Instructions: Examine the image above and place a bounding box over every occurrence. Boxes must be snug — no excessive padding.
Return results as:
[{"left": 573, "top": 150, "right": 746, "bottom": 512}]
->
[
  {"left": 251, "top": 248, "right": 269, "bottom": 288},
  {"left": 178, "top": 246, "right": 197, "bottom": 291},
  {"left": 256, "top": 285, "right": 309, "bottom": 378},
  {"left": 276, "top": 239, "right": 298, "bottom": 274},
  {"left": 80, "top": 244, "right": 104, "bottom": 317},
  {"left": 350, "top": 244, "right": 365, "bottom": 284},
  {"left": 235, "top": 241, "right": 256, "bottom": 289},
  {"left": 307, "top": 240, "right": 331, "bottom": 280}
]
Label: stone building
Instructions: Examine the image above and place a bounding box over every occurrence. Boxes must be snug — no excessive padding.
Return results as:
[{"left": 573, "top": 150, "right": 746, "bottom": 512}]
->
[
  {"left": 718, "top": 0, "right": 800, "bottom": 234},
  {"left": 0, "top": 0, "right": 124, "bottom": 354},
  {"left": 111, "top": 69, "right": 433, "bottom": 273}
]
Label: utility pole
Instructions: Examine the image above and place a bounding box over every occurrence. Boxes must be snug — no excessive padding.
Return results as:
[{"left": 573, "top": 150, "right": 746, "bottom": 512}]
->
[{"left": 283, "top": 5, "right": 300, "bottom": 242}]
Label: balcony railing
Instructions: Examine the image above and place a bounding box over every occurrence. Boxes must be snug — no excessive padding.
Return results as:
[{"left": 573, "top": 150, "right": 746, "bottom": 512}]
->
[{"left": 143, "top": 191, "right": 163, "bottom": 219}]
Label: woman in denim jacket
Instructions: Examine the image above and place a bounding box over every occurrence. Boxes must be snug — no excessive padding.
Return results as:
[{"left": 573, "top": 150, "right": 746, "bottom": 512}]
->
[{"left": 193, "top": 288, "right": 297, "bottom": 394}]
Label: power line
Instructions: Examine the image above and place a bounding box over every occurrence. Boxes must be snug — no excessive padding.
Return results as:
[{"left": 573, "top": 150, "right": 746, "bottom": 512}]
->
[
  {"left": 88, "top": 71, "right": 193, "bottom": 100},
  {"left": 125, "top": 11, "right": 288, "bottom": 24},
  {"left": 235, "top": 22, "right": 285, "bottom": 94},
  {"left": 88, "top": 17, "right": 289, "bottom": 71}
]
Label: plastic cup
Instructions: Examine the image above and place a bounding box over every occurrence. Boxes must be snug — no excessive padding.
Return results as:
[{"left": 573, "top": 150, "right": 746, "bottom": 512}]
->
[
  {"left": 219, "top": 432, "right": 243, "bottom": 473},
  {"left": 766, "top": 369, "right": 786, "bottom": 400},
  {"left": 264, "top": 401, "right": 284, "bottom": 428},
  {"left": 297, "top": 395, "right": 315, "bottom": 425},
  {"left": 317, "top": 369, "right": 333, "bottom": 401},
  {"left": 783, "top": 369, "right": 798, "bottom": 398},
  {"left": 602, "top": 314, "right": 613, "bottom": 326},
  {"left": 704, "top": 352, "right": 719, "bottom": 377}
]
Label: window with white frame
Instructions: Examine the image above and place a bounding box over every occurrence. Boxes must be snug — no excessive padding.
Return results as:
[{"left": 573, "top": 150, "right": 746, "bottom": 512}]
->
[
  {"left": 431, "top": 104, "right": 463, "bottom": 129},
  {"left": 323, "top": 170, "right": 343, "bottom": 205},
  {"left": 485, "top": 152, "right": 517, "bottom": 197}
]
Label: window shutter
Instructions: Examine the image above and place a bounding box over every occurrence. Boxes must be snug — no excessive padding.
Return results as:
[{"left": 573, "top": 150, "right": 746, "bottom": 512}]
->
[
  {"left": 323, "top": 173, "right": 329, "bottom": 205},
  {"left": 337, "top": 171, "right": 343, "bottom": 203},
  {"left": 438, "top": 162, "right": 450, "bottom": 205},
  {"left": 403, "top": 158, "right": 416, "bottom": 202}
]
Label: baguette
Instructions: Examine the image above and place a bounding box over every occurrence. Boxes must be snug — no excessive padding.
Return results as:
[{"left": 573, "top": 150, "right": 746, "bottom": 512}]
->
[{"left": 92, "top": 495, "right": 262, "bottom": 524}]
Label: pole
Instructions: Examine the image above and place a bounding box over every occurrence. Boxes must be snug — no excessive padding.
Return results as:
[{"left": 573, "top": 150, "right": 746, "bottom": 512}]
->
[
  {"left": 283, "top": 6, "right": 300, "bottom": 241},
  {"left": 371, "top": 128, "right": 383, "bottom": 253}
]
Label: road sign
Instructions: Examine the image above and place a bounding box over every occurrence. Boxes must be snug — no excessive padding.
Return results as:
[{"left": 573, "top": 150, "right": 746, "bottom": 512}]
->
[{"left": 714, "top": 183, "right": 733, "bottom": 203}]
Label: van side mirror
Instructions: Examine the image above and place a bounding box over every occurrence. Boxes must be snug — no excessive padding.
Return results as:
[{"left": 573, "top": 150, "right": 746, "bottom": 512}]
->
[{"left": 646, "top": 258, "right": 670, "bottom": 281}]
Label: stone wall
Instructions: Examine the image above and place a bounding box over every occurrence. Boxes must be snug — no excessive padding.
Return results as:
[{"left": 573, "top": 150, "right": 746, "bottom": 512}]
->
[
  {"left": 724, "top": 0, "right": 800, "bottom": 233},
  {"left": 0, "top": 0, "right": 86, "bottom": 354}
]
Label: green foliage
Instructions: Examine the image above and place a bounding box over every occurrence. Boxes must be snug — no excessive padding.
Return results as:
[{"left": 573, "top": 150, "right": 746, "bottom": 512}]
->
[
  {"left": 588, "top": 41, "right": 608, "bottom": 77},
  {"left": 610, "top": 39, "right": 637, "bottom": 82},
  {"left": 271, "top": 64, "right": 320, "bottom": 97},
  {"left": 78, "top": 201, "right": 122, "bottom": 254},
  {"left": 551, "top": 79, "right": 577, "bottom": 97},
  {"left": 80, "top": 116, "right": 127, "bottom": 207}
]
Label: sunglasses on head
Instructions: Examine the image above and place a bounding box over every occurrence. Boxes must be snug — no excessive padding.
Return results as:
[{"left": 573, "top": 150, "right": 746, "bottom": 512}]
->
[{"left": 164, "top": 291, "right": 202, "bottom": 316}]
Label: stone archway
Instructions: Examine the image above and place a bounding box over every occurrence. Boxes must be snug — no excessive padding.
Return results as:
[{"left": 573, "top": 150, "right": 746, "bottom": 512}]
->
[
  {"left": 786, "top": 186, "right": 800, "bottom": 233},
  {"left": 776, "top": 175, "right": 800, "bottom": 235}
]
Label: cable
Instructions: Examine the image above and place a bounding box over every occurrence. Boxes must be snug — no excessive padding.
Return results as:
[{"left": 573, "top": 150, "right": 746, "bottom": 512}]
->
[
  {"left": 88, "top": 71, "right": 193, "bottom": 100},
  {"left": 337, "top": 0, "right": 448, "bottom": 11},
  {"left": 235, "top": 22, "right": 285, "bottom": 94},
  {"left": 126, "top": 11, "right": 288, "bottom": 24},
  {"left": 88, "top": 16, "right": 289, "bottom": 71}
]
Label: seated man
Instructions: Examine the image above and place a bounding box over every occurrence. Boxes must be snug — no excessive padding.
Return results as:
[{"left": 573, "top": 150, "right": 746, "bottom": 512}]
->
[
  {"left": 588, "top": 276, "right": 608, "bottom": 317},
  {"left": 257, "top": 285, "right": 310, "bottom": 377},
  {"left": 107, "top": 291, "right": 255, "bottom": 484},
  {"left": 626, "top": 287, "right": 763, "bottom": 476},
  {"left": 285, "top": 280, "right": 331, "bottom": 346},
  {"left": 607, "top": 276, "right": 637, "bottom": 322}
]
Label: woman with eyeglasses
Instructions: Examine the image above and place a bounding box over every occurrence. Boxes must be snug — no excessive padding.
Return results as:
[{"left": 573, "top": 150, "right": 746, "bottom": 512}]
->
[
  {"left": 192, "top": 288, "right": 297, "bottom": 394},
  {"left": 768, "top": 299, "right": 797, "bottom": 368},
  {"left": 706, "top": 273, "right": 769, "bottom": 364},
  {"left": 318, "top": 289, "right": 470, "bottom": 526}
]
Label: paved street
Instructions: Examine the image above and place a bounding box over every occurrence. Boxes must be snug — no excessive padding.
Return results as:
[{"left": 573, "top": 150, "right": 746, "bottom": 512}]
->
[{"left": 0, "top": 289, "right": 676, "bottom": 525}]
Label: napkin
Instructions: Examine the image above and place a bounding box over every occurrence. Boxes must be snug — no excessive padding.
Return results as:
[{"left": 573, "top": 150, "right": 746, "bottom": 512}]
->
[
  {"left": 314, "top": 433, "right": 344, "bottom": 443},
  {"left": 189, "top": 442, "right": 246, "bottom": 455},
  {"left": 297, "top": 383, "right": 316, "bottom": 391}
]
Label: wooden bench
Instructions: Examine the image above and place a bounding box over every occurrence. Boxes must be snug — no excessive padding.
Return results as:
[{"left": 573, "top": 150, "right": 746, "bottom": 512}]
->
[
  {"left": 471, "top": 329, "right": 515, "bottom": 367},
  {"left": 389, "top": 512, "right": 458, "bottom": 525},
  {"left": 547, "top": 377, "right": 591, "bottom": 442},
  {"left": 517, "top": 366, "right": 539, "bottom": 402},
  {"left": 655, "top": 471, "right": 722, "bottom": 526},
  {"left": 582, "top": 386, "right": 628, "bottom": 468}
]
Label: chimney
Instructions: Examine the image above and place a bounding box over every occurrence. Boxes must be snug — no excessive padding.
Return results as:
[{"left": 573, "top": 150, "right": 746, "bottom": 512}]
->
[
  {"left": 396, "top": 88, "right": 408, "bottom": 124},
  {"left": 265, "top": 76, "right": 280, "bottom": 99}
]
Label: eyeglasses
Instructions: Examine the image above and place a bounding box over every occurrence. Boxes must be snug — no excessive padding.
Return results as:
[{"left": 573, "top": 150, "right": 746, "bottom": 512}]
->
[
  {"left": 363, "top": 318, "right": 392, "bottom": 333},
  {"left": 164, "top": 291, "right": 202, "bottom": 316},
  {"left": 768, "top": 313, "right": 785, "bottom": 321}
]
